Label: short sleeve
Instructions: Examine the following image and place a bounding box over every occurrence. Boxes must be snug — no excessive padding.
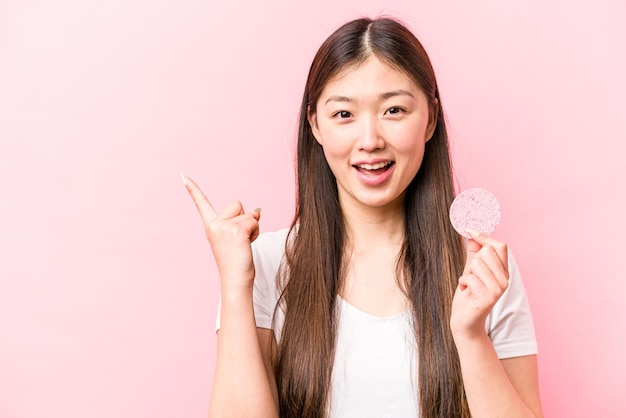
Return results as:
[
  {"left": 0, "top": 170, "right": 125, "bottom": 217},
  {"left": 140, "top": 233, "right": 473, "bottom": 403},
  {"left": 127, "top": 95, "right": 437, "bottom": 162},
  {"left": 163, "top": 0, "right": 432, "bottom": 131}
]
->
[
  {"left": 486, "top": 251, "right": 538, "bottom": 359},
  {"left": 215, "top": 229, "right": 287, "bottom": 332}
]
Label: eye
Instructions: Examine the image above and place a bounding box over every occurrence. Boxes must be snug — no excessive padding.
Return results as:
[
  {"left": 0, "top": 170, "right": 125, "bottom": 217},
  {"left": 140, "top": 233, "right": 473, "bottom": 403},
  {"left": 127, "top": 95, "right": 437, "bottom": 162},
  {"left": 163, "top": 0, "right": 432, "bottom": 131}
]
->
[
  {"left": 385, "top": 107, "right": 404, "bottom": 115},
  {"left": 332, "top": 110, "right": 353, "bottom": 119}
]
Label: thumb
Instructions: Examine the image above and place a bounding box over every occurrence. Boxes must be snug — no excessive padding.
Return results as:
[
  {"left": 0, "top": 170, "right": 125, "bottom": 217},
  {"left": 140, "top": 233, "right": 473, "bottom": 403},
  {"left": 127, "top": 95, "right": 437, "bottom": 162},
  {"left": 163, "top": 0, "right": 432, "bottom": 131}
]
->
[{"left": 463, "top": 229, "right": 483, "bottom": 274}]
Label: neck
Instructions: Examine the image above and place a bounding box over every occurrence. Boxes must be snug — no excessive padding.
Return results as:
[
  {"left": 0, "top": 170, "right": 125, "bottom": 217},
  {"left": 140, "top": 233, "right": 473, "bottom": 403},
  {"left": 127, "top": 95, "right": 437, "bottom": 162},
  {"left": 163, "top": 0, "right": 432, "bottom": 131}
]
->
[
  {"left": 338, "top": 196, "right": 409, "bottom": 316},
  {"left": 341, "top": 198, "right": 406, "bottom": 252}
]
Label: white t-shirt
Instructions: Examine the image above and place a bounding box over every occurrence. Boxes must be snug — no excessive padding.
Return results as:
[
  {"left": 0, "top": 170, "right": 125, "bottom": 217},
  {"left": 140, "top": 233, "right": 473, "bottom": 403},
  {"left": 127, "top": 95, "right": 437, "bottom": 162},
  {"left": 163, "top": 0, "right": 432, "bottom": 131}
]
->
[{"left": 217, "top": 228, "right": 538, "bottom": 417}]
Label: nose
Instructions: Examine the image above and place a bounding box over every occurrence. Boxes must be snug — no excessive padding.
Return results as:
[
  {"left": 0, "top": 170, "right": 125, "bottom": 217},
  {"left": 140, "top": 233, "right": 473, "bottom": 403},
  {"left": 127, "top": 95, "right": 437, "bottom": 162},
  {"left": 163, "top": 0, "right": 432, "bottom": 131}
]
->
[{"left": 358, "top": 114, "right": 385, "bottom": 152}]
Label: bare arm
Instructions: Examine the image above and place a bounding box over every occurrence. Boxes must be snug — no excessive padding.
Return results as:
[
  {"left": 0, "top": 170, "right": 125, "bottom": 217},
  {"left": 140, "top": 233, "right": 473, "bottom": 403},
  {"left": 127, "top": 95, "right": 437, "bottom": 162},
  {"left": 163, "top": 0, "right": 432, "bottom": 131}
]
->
[
  {"left": 208, "top": 295, "right": 279, "bottom": 418},
  {"left": 181, "top": 175, "right": 278, "bottom": 418},
  {"left": 451, "top": 231, "right": 543, "bottom": 417},
  {"left": 454, "top": 336, "right": 543, "bottom": 417},
  {"left": 502, "top": 355, "right": 543, "bottom": 417},
  {"left": 257, "top": 328, "right": 280, "bottom": 408}
]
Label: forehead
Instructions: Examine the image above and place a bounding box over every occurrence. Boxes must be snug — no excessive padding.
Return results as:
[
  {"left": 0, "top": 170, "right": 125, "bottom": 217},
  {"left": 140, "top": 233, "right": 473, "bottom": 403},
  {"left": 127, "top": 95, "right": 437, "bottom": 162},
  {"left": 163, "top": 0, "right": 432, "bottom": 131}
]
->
[{"left": 320, "top": 56, "right": 421, "bottom": 98}]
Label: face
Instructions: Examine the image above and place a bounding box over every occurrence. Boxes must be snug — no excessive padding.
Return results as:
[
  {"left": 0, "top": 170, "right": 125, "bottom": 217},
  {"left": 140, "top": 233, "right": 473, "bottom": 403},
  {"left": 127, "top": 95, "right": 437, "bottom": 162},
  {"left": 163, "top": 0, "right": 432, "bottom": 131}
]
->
[{"left": 308, "top": 56, "right": 437, "bottom": 212}]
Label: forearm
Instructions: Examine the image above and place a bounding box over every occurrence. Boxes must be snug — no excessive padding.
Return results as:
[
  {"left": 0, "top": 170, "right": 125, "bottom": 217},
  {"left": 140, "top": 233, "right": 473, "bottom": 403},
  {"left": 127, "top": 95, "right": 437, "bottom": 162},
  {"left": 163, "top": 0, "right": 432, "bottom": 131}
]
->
[
  {"left": 454, "top": 333, "right": 536, "bottom": 418},
  {"left": 209, "top": 286, "right": 279, "bottom": 418}
]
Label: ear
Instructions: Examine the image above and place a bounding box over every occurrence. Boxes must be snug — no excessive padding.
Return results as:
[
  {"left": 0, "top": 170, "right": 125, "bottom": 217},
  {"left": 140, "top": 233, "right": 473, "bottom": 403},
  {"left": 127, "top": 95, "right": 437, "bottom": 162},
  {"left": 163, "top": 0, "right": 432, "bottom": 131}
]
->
[
  {"left": 307, "top": 106, "right": 322, "bottom": 145},
  {"left": 425, "top": 98, "right": 439, "bottom": 142}
]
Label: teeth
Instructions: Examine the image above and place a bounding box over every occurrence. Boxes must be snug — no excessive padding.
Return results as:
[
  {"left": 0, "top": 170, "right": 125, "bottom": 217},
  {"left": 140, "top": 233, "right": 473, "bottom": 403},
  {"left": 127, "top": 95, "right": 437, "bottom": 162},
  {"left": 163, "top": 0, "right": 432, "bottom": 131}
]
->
[{"left": 358, "top": 161, "right": 391, "bottom": 170}]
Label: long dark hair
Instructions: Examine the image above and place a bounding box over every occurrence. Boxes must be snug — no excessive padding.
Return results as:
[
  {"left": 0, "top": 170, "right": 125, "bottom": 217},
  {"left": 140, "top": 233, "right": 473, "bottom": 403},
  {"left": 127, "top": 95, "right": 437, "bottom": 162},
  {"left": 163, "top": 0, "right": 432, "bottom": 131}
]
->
[{"left": 274, "top": 17, "right": 469, "bottom": 418}]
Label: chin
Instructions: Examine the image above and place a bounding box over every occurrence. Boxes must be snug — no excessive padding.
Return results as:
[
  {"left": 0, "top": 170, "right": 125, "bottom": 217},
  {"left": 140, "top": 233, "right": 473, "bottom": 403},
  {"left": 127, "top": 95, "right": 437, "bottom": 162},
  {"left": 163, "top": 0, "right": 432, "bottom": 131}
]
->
[{"left": 355, "top": 193, "right": 405, "bottom": 210}]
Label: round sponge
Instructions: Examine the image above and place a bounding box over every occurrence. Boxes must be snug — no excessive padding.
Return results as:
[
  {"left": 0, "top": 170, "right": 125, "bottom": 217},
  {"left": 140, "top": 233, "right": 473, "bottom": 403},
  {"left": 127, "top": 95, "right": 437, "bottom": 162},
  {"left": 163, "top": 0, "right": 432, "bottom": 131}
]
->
[{"left": 449, "top": 188, "right": 501, "bottom": 238}]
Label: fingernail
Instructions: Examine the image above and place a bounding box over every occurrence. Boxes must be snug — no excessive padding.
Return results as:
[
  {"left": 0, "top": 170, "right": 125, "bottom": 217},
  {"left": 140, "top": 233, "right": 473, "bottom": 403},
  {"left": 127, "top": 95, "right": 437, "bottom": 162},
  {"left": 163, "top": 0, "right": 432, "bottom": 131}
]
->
[
  {"left": 465, "top": 228, "right": 481, "bottom": 237},
  {"left": 180, "top": 173, "right": 188, "bottom": 186},
  {"left": 253, "top": 207, "right": 262, "bottom": 213}
]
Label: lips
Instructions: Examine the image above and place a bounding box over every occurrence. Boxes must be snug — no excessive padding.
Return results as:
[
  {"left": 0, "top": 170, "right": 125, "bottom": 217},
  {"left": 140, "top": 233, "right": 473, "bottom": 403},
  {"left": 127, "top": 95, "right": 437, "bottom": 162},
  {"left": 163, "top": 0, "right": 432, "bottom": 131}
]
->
[
  {"left": 354, "top": 160, "right": 394, "bottom": 174},
  {"left": 355, "top": 161, "right": 393, "bottom": 170},
  {"left": 352, "top": 160, "right": 395, "bottom": 185}
]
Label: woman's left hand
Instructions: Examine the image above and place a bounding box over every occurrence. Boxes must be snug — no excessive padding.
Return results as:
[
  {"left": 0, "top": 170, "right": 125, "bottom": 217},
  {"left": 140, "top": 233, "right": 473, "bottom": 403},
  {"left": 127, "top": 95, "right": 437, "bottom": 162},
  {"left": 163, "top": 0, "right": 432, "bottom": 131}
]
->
[{"left": 450, "top": 231, "right": 509, "bottom": 341}]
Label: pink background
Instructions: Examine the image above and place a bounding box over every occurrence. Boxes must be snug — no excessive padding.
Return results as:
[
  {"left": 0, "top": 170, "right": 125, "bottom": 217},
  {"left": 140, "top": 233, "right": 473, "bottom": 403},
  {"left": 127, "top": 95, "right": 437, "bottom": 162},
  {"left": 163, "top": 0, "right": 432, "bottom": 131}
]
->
[{"left": 1, "top": 1, "right": 624, "bottom": 417}]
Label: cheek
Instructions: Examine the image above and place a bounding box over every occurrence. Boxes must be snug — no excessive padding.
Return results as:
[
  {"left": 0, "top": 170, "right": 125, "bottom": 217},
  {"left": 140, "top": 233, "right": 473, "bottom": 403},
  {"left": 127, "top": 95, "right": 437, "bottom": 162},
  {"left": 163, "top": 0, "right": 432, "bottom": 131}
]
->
[
  {"left": 317, "top": 125, "right": 353, "bottom": 157},
  {"left": 394, "top": 133, "right": 426, "bottom": 156},
  {"left": 394, "top": 132, "right": 427, "bottom": 171},
  {"left": 321, "top": 142, "right": 352, "bottom": 170},
  {"left": 392, "top": 121, "right": 429, "bottom": 151}
]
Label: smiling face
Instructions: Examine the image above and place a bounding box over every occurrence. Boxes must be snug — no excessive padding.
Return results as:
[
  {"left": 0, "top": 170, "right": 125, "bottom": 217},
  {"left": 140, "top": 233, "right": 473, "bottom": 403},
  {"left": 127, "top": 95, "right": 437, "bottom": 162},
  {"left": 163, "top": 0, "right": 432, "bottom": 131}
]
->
[{"left": 308, "top": 56, "right": 437, "bottom": 213}]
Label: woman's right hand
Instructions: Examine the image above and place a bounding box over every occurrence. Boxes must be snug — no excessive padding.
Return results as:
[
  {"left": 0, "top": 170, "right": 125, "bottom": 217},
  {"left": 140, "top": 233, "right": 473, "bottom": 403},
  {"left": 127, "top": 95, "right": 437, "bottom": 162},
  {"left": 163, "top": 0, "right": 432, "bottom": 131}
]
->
[{"left": 182, "top": 174, "right": 261, "bottom": 293}]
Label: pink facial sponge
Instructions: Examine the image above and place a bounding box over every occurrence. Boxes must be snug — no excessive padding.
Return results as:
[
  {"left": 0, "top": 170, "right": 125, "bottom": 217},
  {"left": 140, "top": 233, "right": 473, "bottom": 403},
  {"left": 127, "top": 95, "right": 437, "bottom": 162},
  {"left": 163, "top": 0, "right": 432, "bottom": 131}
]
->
[{"left": 449, "top": 188, "right": 501, "bottom": 239}]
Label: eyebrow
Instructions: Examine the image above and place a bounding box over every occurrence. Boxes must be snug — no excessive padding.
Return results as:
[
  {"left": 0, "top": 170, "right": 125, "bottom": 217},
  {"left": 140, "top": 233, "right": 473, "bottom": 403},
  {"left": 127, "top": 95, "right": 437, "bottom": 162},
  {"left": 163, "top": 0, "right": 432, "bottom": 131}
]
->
[
  {"left": 381, "top": 89, "right": 415, "bottom": 100},
  {"left": 324, "top": 89, "right": 415, "bottom": 105}
]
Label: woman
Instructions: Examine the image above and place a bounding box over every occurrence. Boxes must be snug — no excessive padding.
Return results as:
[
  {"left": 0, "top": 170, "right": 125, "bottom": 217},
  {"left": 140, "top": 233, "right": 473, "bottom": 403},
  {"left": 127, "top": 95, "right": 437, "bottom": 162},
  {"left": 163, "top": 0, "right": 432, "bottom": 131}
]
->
[{"left": 183, "top": 17, "right": 543, "bottom": 418}]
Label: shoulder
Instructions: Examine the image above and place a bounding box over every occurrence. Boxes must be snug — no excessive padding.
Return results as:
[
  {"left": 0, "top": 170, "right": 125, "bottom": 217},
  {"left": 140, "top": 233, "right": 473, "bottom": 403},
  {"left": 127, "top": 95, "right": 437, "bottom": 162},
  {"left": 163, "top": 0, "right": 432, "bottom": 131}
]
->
[
  {"left": 252, "top": 227, "right": 290, "bottom": 280},
  {"left": 251, "top": 228, "right": 291, "bottom": 333},
  {"left": 493, "top": 249, "right": 529, "bottom": 310},
  {"left": 253, "top": 227, "right": 290, "bottom": 247},
  {"left": 252, "top": 228, "right": 290, "bottom": 258},
  {"left": 487, "top": 249, "right": 538, "bottom": 358},
  {"left": 505, "top": 250, "right": 527, "bottom": 300}
]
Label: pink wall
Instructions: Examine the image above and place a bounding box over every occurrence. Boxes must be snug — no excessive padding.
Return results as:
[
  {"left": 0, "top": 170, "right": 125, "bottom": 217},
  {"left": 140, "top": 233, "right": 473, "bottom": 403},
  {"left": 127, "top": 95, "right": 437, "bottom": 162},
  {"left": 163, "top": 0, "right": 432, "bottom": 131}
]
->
[{"left": 1, "top": 1, "right": 624, "bottom": 417}]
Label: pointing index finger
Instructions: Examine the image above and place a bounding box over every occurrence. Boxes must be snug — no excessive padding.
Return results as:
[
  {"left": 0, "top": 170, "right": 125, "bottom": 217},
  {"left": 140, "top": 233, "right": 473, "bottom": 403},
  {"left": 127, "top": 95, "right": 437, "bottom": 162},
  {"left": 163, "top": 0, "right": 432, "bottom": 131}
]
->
[{"left": 181, "top": 173, "right": 217, "bottom": 222}]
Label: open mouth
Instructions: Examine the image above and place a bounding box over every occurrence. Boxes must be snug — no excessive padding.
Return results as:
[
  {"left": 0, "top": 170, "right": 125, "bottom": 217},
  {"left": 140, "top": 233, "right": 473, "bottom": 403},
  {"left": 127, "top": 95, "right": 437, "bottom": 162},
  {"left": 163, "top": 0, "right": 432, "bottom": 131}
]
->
[{"left": 354, "top": 161, "right": 395, "bottom": 174}]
